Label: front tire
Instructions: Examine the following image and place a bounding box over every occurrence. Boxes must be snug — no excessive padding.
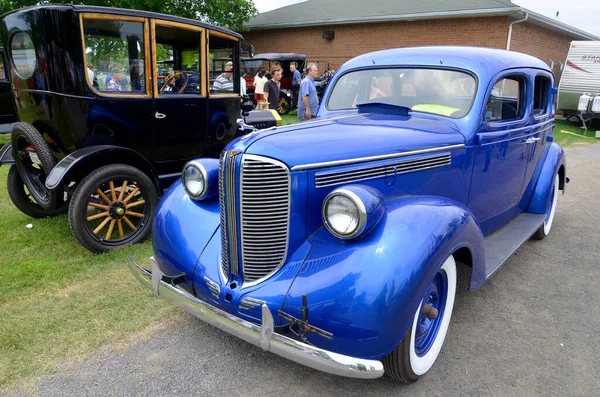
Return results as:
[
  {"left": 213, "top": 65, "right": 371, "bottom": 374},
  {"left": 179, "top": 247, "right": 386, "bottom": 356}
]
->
[
  {"left": 532, "top": 174, "right": 559, "bottom": 241},
  {"left": 383, "top": 255, "right": 457, "bottom": 382},
  {"left": 68, "top": 164, "right": 158, "bottom": 253}
]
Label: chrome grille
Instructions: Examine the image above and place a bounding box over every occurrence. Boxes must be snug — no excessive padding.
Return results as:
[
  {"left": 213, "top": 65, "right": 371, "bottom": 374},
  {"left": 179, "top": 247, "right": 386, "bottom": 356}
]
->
[
  {"left": 219, "top": 151, "right": 241, "bottom": 279},
  {"left": 314, "top": 153, "right": 451, "bottom": 188},
  {"left": 240, "top": 155, "right": 290, "bottom": 284}
]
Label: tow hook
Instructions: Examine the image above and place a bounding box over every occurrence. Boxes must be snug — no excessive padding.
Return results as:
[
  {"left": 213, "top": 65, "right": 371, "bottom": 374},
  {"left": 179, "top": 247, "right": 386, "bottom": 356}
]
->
[{"left": 422, "top": 303, "right": 439, "bottom": 319}]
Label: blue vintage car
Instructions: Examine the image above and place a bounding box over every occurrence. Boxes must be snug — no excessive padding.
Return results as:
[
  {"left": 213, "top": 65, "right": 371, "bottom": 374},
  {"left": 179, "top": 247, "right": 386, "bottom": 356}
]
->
[{"left": 129, "top": 47, "right": 566, "bottom": 382}]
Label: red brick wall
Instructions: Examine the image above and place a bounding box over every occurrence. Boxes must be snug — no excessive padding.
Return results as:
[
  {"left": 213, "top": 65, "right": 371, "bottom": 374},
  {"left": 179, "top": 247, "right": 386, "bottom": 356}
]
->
[
  {"left": 243, "top": 17, "right": 577, "bottom": 74},
  {"left": 509, "top": 21, "right": 573, "bottom": 77},
  {"left": 243, "top": 17, "right": 511, "bottom": 69}
]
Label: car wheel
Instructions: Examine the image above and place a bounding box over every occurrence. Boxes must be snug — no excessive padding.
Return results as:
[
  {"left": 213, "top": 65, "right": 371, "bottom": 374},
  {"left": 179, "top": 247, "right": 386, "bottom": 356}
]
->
[
  {"left": 278, "top": 95, "right": 291, "bottom": 115},
  {"left": 68, "top": 164, "right": 158, "bottom": 253},
  {"left": 7, "top": 165, "right": 67, "bottom": 218},
  {"left": 382, "top": 255, "right": 457, "bottom": 382},
  {"left": 11, "top": 122, "right": 58, "bottom": 210},
  {"left": 532, "top": 173, "right": 559, "bottom": 241}
]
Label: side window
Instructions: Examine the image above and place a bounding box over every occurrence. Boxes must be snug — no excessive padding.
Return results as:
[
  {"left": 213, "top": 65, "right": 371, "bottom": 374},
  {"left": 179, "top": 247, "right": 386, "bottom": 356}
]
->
[
  {"left": 82, "top": 17, "right": 147, "bottom": 95},
  {"left": 486, "top": 76, "right": 524, "bottom": 122},
  {"left": 533, "top": 75, "right": 550, "bottom": 116},
  {"left": 0, "top": 54, "right": 6, "bottom": 80},
  {"left": 155, "top": 24, "right": 202, "bottom": 95},
  {"left": 209, "top": 34, "right": 238, "bottom": 94}
]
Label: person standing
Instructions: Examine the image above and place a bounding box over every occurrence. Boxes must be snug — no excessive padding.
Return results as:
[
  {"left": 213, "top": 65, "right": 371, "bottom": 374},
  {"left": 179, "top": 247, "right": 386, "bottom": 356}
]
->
[
  {"left": 264, "top": 66, "right": 283, "bottom": 111},
  {"left": 290, "top": 63, "right": 302, "bottom": 110},
  {"left": 254, "top": 69, "right": 268, "bottom": 109},
  {"left": 297, "top": 63, "right": 319, "bottom": 120}
]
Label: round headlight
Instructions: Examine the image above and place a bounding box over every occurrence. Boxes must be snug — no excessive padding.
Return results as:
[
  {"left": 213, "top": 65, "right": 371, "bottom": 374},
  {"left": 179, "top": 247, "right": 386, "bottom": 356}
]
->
[
  {"left": 182, "top": 161, "right": 207, "bottom": 199},
  {"left": 322, "top": 189, "right": 367, "bottom": 239}
]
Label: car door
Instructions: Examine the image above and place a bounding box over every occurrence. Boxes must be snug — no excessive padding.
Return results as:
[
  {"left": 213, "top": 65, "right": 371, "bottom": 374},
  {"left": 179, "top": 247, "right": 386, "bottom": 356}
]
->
[
  {"left": 467, "top": 71, "right": 532, "bottom": 235},
  {"left": 0, "top": 48, "right": 18, "bottom": 127},
  {"left": 152, "top": 20, "right": 209, "bottom": 163}
]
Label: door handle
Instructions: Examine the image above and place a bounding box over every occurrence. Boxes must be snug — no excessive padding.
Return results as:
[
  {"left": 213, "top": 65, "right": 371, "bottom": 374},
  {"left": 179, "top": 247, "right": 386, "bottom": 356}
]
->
[
  {"left": 525, "top": 137, "right": 541, "bottom": 144},
  {"left": 155, "top": 112, "right": 166, "bottom": 119}
]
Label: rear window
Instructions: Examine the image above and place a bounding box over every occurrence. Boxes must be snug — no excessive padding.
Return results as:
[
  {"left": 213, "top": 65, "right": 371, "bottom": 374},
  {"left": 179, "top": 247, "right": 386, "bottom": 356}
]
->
[{"left": 327, "top": 68, "right": 476, "bottom": 118}]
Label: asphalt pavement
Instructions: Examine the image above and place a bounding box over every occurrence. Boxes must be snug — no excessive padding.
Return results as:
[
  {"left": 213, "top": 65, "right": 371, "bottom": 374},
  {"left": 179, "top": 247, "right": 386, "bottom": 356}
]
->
[{"left": 7, "top": 144, "right": 600, "bottom": 396}]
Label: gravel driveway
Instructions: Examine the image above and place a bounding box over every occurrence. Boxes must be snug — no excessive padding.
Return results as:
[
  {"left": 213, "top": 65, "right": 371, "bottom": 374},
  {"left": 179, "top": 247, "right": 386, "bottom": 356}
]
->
[{"left": 8, "top": 144, "right": 600, "bottom": 397}]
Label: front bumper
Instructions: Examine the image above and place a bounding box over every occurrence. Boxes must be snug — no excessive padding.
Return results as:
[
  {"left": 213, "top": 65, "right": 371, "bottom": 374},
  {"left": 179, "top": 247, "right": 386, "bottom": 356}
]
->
[{"left": 128, "top": 256, "right": 384, "bottom": 379}]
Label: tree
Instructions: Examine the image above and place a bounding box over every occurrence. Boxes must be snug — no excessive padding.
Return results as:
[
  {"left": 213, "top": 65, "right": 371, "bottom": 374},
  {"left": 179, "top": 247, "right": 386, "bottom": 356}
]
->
[{"left": 0, "top": 0, "right": 257, "bottom": 31}]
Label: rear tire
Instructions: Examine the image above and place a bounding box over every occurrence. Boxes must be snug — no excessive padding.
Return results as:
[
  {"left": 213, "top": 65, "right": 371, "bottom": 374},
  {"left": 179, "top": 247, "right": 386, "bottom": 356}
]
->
[
  {"left": 11, "top": 122, "right": 57, "bottom": 210},
  {"left": 68, "top": 164, "right": 158, "bottom": 253},
  {"left": 7, "top": 165, "right": 67, "bottom": 218},
  {"left": 532, "top": 174, "right": 559, "bottom": 241},
  {"left": 383, "top": 255, "right": 457, "bottom": 382}
]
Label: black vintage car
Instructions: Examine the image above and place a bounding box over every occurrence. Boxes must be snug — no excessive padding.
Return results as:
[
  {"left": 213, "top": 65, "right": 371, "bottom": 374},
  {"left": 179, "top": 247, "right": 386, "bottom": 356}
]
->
[{"left": 0, "top": 5, "right": 276, "bottom": 252}]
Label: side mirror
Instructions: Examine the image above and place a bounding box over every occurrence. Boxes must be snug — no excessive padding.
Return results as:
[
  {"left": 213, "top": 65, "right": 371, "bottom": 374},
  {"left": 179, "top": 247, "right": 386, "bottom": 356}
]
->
[
  {"left": 241, "top": 95, "right": 254, "bottom": 117},
  {"left": 248, "top": 45, "right": 255, "bottom": 59}
]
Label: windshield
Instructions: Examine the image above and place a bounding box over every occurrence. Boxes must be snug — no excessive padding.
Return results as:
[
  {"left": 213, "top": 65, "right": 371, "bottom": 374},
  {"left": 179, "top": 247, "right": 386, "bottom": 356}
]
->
[{"left": 327, "top": 68, "right": 477, "bottom": 118}]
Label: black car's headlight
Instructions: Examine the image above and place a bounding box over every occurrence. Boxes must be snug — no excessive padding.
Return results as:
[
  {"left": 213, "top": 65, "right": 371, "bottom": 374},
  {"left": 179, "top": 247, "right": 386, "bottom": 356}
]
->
[
  {"left": 181, "top": 159, "right": 219, "bottom": 200},
  {"left": 322, "top": 185, "right": 385, "bottom": 240}
]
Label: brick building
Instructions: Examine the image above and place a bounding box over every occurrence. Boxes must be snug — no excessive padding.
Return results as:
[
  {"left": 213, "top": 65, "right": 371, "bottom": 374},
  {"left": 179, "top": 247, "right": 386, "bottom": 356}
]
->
[{"left": 242, "top": 0, "right": 598, "bottom": 77}]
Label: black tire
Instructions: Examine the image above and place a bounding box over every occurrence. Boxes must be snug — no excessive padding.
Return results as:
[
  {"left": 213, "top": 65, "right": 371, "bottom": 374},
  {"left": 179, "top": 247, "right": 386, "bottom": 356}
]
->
[
  {"left": 382, "top": 256, "right": 457, "bottom": 382},
  {"left": 278, "top": 95, "right": 291, "bottom": 115},
  {"left": 68, "top": 164, "right": 158, "bottom": 253},
  {"left": 11, "top": 122, "right": 57, "bottom": 210},
  {"left": 531, "top": 174, "right": 559, "bottom": 241},
  {"left": 7, "top": 165, "right": 67, "bottom": 218}
]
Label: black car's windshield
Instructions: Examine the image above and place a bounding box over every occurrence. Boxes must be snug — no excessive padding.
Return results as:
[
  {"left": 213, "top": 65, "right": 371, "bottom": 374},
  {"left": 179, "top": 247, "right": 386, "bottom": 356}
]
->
[{"left": 327, "top": 68, "right": 476, "bottom": 118}]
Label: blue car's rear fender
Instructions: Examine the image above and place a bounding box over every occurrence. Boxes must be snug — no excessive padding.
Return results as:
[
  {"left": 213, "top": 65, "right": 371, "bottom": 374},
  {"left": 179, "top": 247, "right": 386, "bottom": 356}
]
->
[{"left": 281, "top": 195, "right": 485, "bottom": 360}]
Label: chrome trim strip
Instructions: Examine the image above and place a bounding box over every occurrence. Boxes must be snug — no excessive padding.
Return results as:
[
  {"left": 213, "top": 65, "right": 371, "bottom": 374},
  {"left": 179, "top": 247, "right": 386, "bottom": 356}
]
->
[
  {"left": 226, "top": 152, "right": 239, "bottom": 275},
  {"left": 291, "top": 144, "right": 465, "bottom": 171},
  {"left": 219, "top": 152, "right": 229, "bottom": 281},
  {"left": 129, "top": 256, "right": 384, "bottom": 379},
  {"left": 240, "top": 297, "right": 267, "bottom": 310},
  {"left": 204, "top": 276, "right": 221, "bottom": 299}
]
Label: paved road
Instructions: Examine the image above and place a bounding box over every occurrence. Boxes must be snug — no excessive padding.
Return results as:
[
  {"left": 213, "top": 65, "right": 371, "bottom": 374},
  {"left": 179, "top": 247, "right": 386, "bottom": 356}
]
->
[{"left": 8, "top": 145, "right": 600, "bottom": 396}]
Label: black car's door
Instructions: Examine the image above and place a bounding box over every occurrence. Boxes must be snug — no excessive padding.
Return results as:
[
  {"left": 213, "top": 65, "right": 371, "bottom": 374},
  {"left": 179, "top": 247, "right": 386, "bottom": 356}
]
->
[
  {"left": 0, "top": 48, "right": 18, "bottom": 126},
  {"left": 152, "top": 21, "right": 209, "bottom": 163}
]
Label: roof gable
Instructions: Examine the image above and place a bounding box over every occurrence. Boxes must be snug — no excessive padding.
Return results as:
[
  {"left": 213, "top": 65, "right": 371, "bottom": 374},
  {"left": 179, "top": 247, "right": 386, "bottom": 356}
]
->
[{"left": 248, "top": 0, "right": 518, "bottom": 29}]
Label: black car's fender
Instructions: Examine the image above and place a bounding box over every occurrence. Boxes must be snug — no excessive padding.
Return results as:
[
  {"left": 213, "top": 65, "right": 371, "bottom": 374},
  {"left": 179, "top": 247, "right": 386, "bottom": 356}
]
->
[
  {"left": 45, "top": 145, "right": 160, "bottom": 194},
  {"left": 0, "top": 143, "right": 14, "bottom": 165}
]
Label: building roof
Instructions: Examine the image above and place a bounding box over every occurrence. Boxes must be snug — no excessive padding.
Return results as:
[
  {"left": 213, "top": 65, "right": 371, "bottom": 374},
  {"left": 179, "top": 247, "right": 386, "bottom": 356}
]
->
[{"left": 247, "top": 0, "right": 599, "bottom": 41}]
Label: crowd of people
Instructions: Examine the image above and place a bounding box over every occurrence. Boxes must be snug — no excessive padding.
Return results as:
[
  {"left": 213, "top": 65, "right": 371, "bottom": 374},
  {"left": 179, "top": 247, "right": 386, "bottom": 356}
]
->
[{"left": 252, "top": 62, "right": 320, "bottom": 120}]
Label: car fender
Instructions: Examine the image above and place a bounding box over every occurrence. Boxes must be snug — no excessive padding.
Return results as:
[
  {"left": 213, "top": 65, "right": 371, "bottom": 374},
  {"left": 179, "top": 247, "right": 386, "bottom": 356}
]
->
[
  {"left": 0, "top": 143, "right": 14, "bottom": 165},
  {"left": 281, "top": 195, "right": 485, "bottom": 360},
  {"left": 527, "top": 143, "right": 566, "bottom": 214},
  {"left": 45, "top": 145, "right": 160, "bottom": 193},
  {"left": 151, "top": 179, "right": 220, "bottom": 295}
]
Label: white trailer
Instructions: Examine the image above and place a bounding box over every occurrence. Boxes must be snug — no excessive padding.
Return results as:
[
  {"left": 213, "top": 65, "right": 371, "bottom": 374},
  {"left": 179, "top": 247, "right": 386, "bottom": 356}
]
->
[{"left": 558, "top": 41, "right": 600, "bottom": 119}]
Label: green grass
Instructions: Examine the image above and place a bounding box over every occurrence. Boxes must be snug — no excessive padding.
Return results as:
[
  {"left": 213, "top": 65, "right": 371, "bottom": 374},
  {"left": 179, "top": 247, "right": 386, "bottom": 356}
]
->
[
  {"left": 280, "top": 111, "right": 300, "bottom": 126},
  {"left": 553, "top": 119, "right": 599, "bottom": 148},
  {"left": 0, "top": 164, "right": 177, "bottom": 389}
]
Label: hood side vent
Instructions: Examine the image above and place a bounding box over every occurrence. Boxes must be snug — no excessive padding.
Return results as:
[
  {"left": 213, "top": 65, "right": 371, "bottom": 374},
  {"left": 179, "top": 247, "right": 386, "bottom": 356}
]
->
[{"left": 315, "top": 153, "right": 451, "bottom": 188}]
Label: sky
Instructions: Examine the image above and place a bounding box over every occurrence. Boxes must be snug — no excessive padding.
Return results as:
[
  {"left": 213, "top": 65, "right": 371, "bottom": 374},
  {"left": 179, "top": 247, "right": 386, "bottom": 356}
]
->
[{"left": 252, "top": 0, "right": 600, "bottom": 37}]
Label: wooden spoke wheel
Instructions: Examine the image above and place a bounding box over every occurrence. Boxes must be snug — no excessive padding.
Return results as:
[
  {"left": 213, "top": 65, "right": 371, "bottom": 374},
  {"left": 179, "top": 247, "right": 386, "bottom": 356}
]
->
[
  {"left": 278, "top": 95, "right": 291, "bottom": 115},
  {"left": 68, "top": 164, "right": 158, "bottom": 253}
]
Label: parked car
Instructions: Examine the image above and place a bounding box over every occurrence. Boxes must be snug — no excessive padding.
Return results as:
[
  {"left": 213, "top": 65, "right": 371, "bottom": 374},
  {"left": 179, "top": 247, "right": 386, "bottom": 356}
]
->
[
  {"left": 129, "top": 47, "right": 567, "bottom": 382},
  {"left": 0, "top": 5, "right": 282, "bottom": 252}
]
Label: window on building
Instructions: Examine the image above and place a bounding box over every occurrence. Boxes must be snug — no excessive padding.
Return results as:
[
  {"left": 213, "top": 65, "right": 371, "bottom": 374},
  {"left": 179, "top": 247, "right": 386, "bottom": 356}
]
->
[
  {"left": 209, "top": 34, "right": 238, "bottom": 94},
  {"left": 82, "top": 18, "right": 147, "bottom": 95},
  {"left": 155, "top": 24, "right": 202, "bottom": 95},
  {"left": 485, "top": 76, "right": 525, "bottom": 122},
  {"left": 533, "top": 75, "right": 550, "bottom": 116}
]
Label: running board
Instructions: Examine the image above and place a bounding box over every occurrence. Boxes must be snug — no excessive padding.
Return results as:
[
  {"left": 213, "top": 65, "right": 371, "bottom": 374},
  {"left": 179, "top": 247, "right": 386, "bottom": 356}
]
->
[{"left": 484, "top": 213, "right": 546, "bottom": 279}]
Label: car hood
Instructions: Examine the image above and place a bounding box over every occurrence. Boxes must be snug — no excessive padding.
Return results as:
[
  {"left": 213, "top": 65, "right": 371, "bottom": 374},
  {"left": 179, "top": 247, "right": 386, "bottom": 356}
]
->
[{"left": 243, "top": 112, "right": 466, "bottom": 170}]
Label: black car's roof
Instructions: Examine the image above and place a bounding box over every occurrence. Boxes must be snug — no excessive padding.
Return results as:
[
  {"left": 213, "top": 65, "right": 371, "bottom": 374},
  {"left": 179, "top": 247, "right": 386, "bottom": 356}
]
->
[
  {"left": 248, "top": 53, "right": 307, "bottom": 62},
  {"left": 4, "top": 5, "right": 242, "bottom": 39}
]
